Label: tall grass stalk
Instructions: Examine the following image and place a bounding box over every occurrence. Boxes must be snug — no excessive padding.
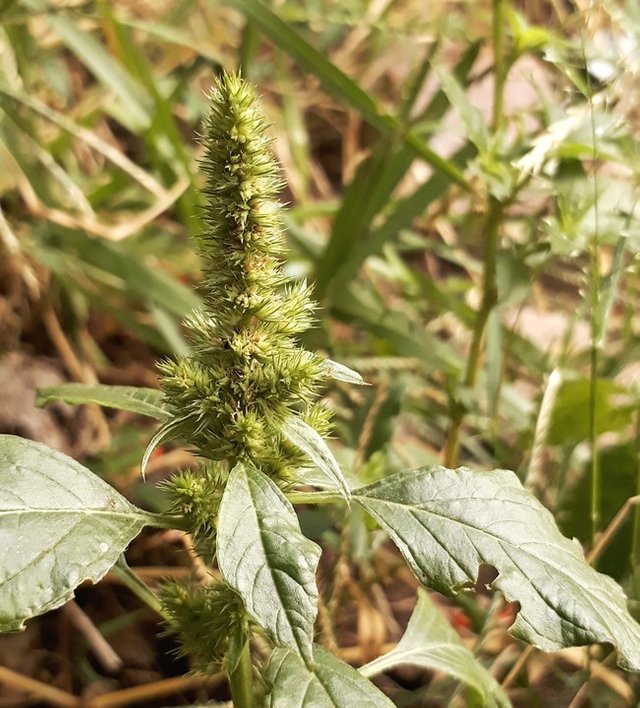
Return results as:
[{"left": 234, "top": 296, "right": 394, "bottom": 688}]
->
[{"left": 443, "top": 0, "right": 506, "bottom": 467}]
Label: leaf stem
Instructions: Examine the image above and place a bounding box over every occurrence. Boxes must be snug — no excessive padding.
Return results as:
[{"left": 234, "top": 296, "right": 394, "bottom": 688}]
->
[
  {"left": 228, "top": 640, "right": 254, "bottom": 708},
  {"left": 287, "top": 490, "right": 347, "bottom": 505},
  {"left": 111, "top": 556, "right": 166, "bottom": 618}
]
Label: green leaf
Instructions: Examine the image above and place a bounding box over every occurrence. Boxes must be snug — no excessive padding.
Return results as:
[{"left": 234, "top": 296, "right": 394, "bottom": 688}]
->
[
  {"left": 353, "top": 466, "right": 640, "bottom": 672},
  {"left": 217, "top": 464, "right": 321, "bottom": 664},
  {"left": 36, "top": 384, "right": 168, "bottom": 420},
  {"left": 433, "top": 65, "right": 488, "bottom": 152},
  {"left": 0, "top": 435, "right": 152, "bottom": 632},
  {"left": 361, "top": 589, "right": 510, "bottom": 707},
  {"left": 325, "top": 360, "right": 368, "bottom": 386},
  {"left": 140, "top": 416, "right": 185, "bottom": 477},
  {"left": 280, "top": 416, "right": 351, "bottom": 499},
  {"left": 47, "top": 14, "right": 151, "bottom": 131},
  {"left": 548, "top": 378, "right": 635, "bottom": 446},
  {"left": 265, "top": 645, "right": 394, "bottom": 707}
]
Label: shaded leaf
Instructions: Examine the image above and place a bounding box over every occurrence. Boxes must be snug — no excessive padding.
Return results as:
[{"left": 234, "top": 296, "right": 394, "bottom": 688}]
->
[
  {"left": 265, "top": 645, "right": 394, "bottom": 707},
  {"left": 353, "top": 466, "right": 640, "bottom": 671},
  {"left": 217, "top": 464, "right": 320, "bottom": 663},
  {"left": 0, "top": 435, "right": 152, "bottom": 631},
  {"left": 281, "top": 416, "right": 351, "bottom": 498},
  {"left": 361, "top": 589, "right": 510, "bottom": 707},
  {"left": 36, "top": 384, "right": 168, "bottom": 420}
]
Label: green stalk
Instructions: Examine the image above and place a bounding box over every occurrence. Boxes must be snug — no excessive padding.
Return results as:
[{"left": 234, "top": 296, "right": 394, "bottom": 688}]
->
[
  {"left": 582, "top": 35, "right": 602, "bottom": 544},
  {"left": 444, "top": 199, "right": 502, "bottom": 466},
  {"left": 443, "top": 0, "right": 506, "bottom": 467},
  {"left": 491, "top": 0, "right": 506, "bottom": 133},
  {"left": 228, "top": 640, "right": 254, "bottom": 708}
]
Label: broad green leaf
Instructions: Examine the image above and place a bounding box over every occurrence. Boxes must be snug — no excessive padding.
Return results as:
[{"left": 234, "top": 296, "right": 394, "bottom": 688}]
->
[
  {"left": 265, "top": 645, "right": 394, "bottom": 707},
  {"left": 353, "top": 466, "right": 640, "bottom": 671},
  {"left": 36, "top": 384, "right": 168, "bottom": 420},
  {"left": 0, "top": 435, "right": 152, "bottom": 631},
  {"left": 325, "top": 359, "right": 368, "bottom": 386},
  {"left": 361, "top": 589, "right": 510, "bottom": 707},
  {"left": 217, "top": 464, "right": 321, "bottom": 663},
  {"left": 280, "top": 416, "right": 351, "bottom": 499}
]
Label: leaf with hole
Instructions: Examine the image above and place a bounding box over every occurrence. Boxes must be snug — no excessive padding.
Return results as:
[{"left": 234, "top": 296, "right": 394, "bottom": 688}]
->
[
  {"left": 265, "top": 645, "right": 394, "bottom": 707},
  {"left": 0, "top": 435, "right": 152, "bottom": 632},
  {"left": 217, "top": 464, "right": 321, "bottom": 663},
  {"left": 353, "top": 466, "right": 640, "bottom": 671},
  {"left": 361, "top": 589, "right": 510, "bottom": 707}
]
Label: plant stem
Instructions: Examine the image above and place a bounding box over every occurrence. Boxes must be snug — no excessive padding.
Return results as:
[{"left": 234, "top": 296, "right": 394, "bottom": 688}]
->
[
  {"left": 228, "top": 640, "right": 254, "bottom": 708},
  {"left": 444, "top": 197, "right": 502, "bottom": 467},
  {"left": 443, "top": 0, "right": 507, "bottom": 468},
  {"left": 581, "top": 29, "right": 602, "bottom": 544},
  {"left": 491, "top": 0, "right": 506, "bottom": 133}
]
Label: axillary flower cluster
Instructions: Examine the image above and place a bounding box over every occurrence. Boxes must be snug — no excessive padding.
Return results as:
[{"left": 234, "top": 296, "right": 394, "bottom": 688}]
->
[{"left": 157, "top": 74, "right": 331, "bottom": 668}]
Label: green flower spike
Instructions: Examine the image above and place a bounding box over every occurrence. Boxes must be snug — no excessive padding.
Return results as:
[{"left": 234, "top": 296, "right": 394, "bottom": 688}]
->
[{"left": 159, "top": 73, "right": 331, "bottom": 483}]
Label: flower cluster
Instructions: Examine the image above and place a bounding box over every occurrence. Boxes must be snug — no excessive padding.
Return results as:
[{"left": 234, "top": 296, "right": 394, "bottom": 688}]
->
[
  {"left": 159, "top": 74, "right": 332, "bottom": 669},
  {"left": 158, "top": 73, "right": 330, "bottom": 482}
]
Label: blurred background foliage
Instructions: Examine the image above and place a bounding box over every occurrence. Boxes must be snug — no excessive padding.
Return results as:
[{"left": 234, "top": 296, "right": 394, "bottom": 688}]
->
[{"left": 2, "top": 0, "right": 640, "bottom": 704}]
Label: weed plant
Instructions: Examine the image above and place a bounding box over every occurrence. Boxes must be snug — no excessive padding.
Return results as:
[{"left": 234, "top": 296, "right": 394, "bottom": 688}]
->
[{"left": 1, "top": 1, "right": 640, "bottom": 705}]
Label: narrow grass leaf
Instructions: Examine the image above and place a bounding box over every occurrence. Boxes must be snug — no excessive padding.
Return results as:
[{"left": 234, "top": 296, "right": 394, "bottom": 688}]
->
[
  {"left": 47, "top": 15, "right": 151, "bottom": 131},
  {"left": 228, "top": 0, "right": 469, "bottom": 190}
]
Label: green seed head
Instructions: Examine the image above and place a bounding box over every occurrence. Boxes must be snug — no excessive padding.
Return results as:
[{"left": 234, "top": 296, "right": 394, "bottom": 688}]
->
[{"left": 158, "top": 73, "right": 329, "bottom": 481}]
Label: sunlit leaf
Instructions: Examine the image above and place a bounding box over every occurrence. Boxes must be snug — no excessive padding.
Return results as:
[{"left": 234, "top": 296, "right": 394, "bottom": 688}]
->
[
  {"left": 281, "top": 415, "right": 351, "bottom": 498},
  {"left": 354, "top": 466, "right": 640, "bottom": 671},
  {"left": 265, "top": 645, "right": 394, "bottom": 707},
  {"left": 217, "top": 464, "right": 321, "bottom": 663},
  {"left": 0, "top": 435, "right": 152, "bottom": 631},
  {"left": 36, "top": 384, "right": 168, "bottom": 420}
]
